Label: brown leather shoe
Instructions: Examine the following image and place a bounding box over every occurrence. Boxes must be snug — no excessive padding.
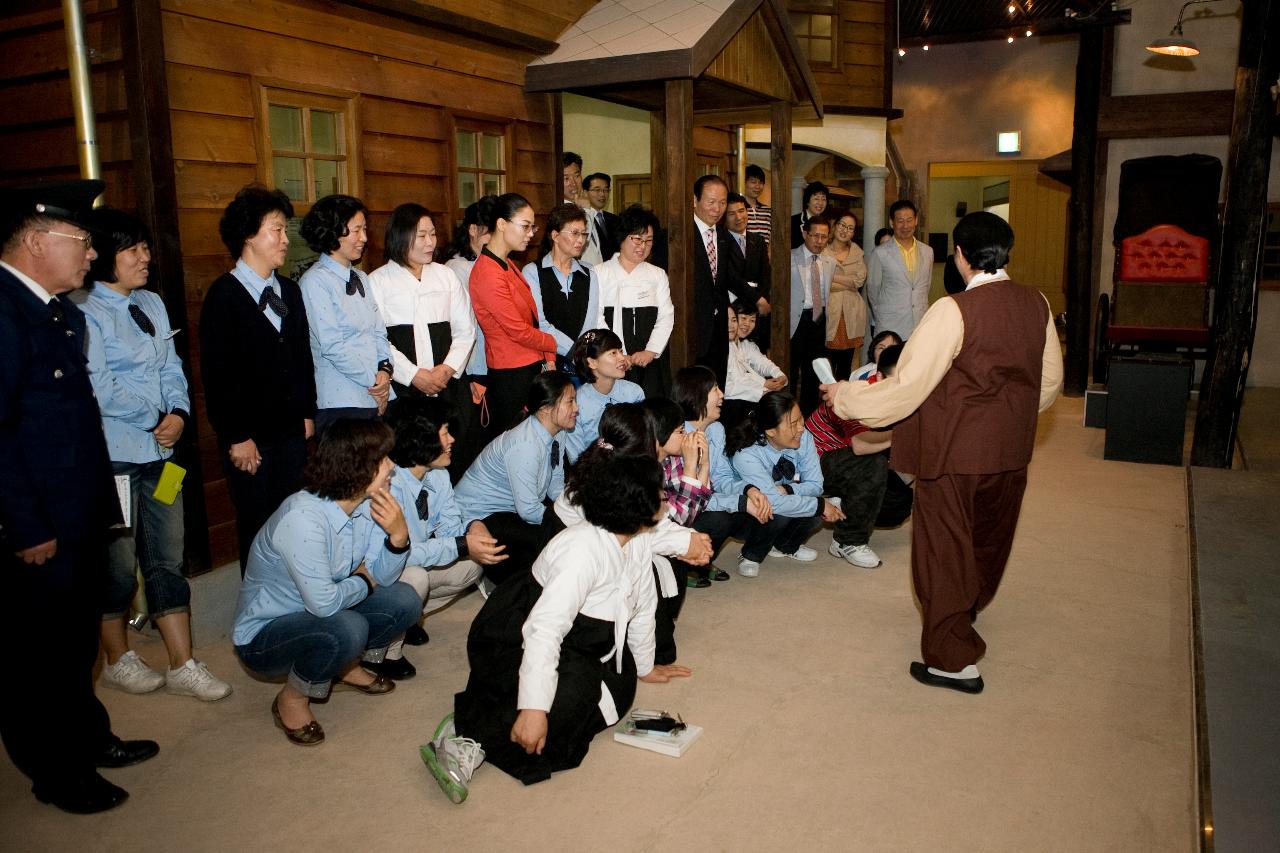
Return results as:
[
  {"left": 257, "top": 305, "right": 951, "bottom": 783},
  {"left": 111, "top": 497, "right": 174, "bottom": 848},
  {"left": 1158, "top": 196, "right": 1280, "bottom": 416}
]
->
[
  {"left": 271, "top": 697, "right": 325, "bottom": 746},
  {"left": 332, "top": 671, "right": 396, "bottom": 695}
]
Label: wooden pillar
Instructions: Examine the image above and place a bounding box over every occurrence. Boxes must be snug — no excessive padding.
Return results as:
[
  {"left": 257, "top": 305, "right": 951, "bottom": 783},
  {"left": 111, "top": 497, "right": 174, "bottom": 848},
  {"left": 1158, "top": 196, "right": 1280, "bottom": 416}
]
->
[
  {"left": 649, "top": 111, "right": 668, "bottom": 225},
  {"left": 119, "top": 0, "right": 211, "bottom": 573},
  {"left": 1191, "top": 0, "right": 1279, "bottom": 468},
  {"left": 769, "top": 100, "right": 792, "bottom": 375},
  {"left": 1064, "top": 25, "right": 1103, "bottom": 397},
  {"left": 661, "top": 79, "right": 694, "bottom": 370}
]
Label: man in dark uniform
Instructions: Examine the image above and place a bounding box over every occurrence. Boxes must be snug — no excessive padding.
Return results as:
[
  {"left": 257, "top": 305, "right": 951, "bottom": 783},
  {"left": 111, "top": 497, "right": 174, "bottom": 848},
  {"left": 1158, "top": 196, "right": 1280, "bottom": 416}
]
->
[
  {"left": 0, "top": 181, "right": 159, "bottom": 813},
  {"left": 691, "top": 174, "right": 734, "bottom": 387}
]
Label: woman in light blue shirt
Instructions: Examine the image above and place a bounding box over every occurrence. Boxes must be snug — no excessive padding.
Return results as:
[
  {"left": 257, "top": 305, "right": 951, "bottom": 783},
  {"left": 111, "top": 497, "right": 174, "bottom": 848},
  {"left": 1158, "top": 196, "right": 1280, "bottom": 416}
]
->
[
  {"left": 562, "top": 328, "right": 644, "bottom": 466},
  {"left": 298, "top": 194, "right": 393, "bottom": 432},
  {"left": 725, "top": 390, "right": 844, "bottom": 577},
  {"left": 232, "top": 420, "right": 421, "bottom": 746},
  {"left": 81, "top": 208, "right": 232, "bottom": 702},
  {"left": 454, "top": 372, "right": 578, "bottom": 587}
]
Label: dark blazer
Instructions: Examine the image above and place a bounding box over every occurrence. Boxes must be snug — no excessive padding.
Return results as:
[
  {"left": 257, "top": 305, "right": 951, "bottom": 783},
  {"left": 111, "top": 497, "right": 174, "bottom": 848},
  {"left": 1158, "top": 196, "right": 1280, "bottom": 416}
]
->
[
  {"left": 692, "top": 221, "right": 735, "bottom": 385},
  {"left": 790, "top": 213, "right": 807, "bottom": 250},
  {"left": 595, "top": 210, "right": 622, "bottom": 262},
  {"left": 0, "top": 267, "right": 119, "bottom": 551},
  {"left": 199, "top": 271, "right": 317, "bottom": 448},
  {"left": 723, "top": 230, "right": 772, "bottom": 306}
]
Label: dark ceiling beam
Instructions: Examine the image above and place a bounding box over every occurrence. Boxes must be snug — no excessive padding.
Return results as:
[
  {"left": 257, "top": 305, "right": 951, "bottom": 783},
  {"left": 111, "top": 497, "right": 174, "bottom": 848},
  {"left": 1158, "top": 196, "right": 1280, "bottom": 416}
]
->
[
  {"left": 344, "top": 0, "right": 559, "bottom": 55},
  {"left": 901, "top": 9, "right": 1130, "bottom": 47}
]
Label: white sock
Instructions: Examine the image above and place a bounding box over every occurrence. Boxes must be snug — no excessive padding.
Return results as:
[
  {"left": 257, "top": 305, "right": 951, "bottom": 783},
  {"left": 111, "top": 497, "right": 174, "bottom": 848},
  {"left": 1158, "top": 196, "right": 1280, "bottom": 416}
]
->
[{"left": 927, "top": 664, "right": 980, "bottom": 680}]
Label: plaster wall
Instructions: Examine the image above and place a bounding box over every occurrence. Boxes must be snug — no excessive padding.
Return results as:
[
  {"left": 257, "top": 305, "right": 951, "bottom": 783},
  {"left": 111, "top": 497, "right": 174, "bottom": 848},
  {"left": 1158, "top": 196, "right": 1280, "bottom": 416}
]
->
[
  {"left": 562, "top": 93, "right": 651, "bottom": 181},
  {"left": 1111, "top": 0, "right": 1243, "bottom": 96}
]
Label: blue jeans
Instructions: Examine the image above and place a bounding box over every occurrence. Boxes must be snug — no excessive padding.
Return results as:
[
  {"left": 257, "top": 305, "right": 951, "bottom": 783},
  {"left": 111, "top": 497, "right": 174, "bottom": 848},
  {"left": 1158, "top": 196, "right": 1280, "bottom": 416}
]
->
[
  {"left": 234, "top": 582, "right": 421, "bottom": 699},
  {"left": 103, "top": 459, "right": 190, "bottom": 619}
]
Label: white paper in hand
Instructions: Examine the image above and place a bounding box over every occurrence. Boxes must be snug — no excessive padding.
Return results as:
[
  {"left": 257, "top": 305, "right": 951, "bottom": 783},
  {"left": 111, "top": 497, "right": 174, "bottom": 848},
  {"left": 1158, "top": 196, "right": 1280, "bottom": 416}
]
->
[{"left": 811, "top": 357, "right": 836, "bottom": 385}]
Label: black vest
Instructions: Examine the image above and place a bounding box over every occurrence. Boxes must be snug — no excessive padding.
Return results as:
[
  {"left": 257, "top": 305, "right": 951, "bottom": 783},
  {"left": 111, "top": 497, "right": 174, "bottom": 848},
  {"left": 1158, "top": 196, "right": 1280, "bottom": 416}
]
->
[
  {"left": 386, "top": 322, "right": 452, "bottom": 398},
  {"left": 537, "top": 264, "right": 591, "bottom": 344}
]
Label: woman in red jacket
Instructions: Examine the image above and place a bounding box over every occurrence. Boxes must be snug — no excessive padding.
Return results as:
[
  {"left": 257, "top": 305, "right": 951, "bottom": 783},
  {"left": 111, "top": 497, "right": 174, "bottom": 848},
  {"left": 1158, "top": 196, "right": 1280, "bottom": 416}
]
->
[{"left": 468, "top": 193, "right": 557, "bottom": 439}]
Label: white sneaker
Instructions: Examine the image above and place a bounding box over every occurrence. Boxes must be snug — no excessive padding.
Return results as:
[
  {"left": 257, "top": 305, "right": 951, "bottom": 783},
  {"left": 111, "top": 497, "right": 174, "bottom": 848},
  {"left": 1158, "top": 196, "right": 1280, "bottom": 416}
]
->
[
  {"left": 737, "top": 555, "right": 761, "bottom": 577},
  {"left": 829, "top": 541, "right": 883, "bottom": 568},
  {"left": 769, "top": 545, "right": 817, "bottom": 562},
  {"left": 166, "top": 659, "right": 233, "bottom": 701},
  {"left": 101, "top": 650, "right": 165, "bottom": 694},
  {"left": 421, "top": 713, "right": 485, "bottom": 804}
]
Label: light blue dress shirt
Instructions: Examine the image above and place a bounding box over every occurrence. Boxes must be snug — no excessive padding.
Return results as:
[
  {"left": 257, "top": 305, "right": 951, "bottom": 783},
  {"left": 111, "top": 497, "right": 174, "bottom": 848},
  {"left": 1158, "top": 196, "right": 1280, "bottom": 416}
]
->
[
  {"left": 230, "top": 259, "right": 284, "bottom": 332},
  {"left": 81, "top": 285, "right": 190, "bottom": 463},
  {"left": 231, "top": 490, "right": 409, "bottom": 646},
  {"left": 298, "top": 254, "right": 392, "bottom": 410},
  {"left": 563, "top": 379, "right": 644, "bottom": 464},
  {"left": 731, "top": 431, "right": 824, "bottom": 517},
  {"left": 389, "top": 465, "right": 467, "bottom": 569},
  {"left": 684, "top": 420, "right": 749, "bottom": 513},
  {"left": 445, "top": 256, "right": 487, "bottom": 377},
  {"left": 454, "top": 416, "right": 560, "bottom": 526},
  {"left": 522, "top": 255, "right": 601, "bottom": 357}
]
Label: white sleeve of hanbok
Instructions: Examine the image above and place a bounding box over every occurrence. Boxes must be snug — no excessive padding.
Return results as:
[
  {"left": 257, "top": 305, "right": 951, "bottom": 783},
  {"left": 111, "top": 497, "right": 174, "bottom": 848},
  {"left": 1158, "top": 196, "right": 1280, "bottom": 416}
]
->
[{"left": 517, "top": 539, "right": 599, "bottom": 713}]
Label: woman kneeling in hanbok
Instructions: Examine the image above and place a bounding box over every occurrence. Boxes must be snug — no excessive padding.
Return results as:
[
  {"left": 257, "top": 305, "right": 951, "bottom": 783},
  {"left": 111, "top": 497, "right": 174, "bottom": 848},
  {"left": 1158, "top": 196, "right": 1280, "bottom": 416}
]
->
[{"left": 422, "top": 448, "right": 691, "bottom": 800}]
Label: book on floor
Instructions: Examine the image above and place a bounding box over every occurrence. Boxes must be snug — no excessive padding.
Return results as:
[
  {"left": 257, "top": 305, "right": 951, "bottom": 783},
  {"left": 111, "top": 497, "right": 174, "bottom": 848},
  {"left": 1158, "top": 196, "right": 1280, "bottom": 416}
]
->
[{"left": 613, "top": 709, "right": 702, "bottom": 758}]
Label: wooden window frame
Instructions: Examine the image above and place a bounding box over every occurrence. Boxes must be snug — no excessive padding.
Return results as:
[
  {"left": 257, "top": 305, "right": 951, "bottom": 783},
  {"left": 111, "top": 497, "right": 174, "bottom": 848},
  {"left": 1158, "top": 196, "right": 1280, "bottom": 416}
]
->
[
  {"left": 788, "top": 3, "right": 840, "bottom": 71},
  {"left": 450, "top": 115, "right": 511, "bottom": 219},
  {"left": 253, "top": 80, "right": 361, "bottom": 215}
]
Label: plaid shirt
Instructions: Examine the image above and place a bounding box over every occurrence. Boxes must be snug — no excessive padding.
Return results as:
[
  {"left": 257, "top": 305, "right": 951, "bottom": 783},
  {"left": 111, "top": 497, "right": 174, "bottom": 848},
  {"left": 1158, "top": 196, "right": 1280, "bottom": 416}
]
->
[{"left": 662, "top": 454, "right": 712, "bottom": 527}]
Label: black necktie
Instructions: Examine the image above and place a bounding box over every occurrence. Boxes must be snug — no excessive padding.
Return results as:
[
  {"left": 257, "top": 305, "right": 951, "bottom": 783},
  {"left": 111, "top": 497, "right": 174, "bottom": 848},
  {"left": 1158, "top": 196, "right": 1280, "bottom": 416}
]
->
[
  {"left": 128, "top": 303, "right": 156, "bottom": 337},
  {"left": 550, "top": 439, "right": 560, "bottom": 469},
  {"left": 346, "top": 269, "right": 365, "bottom": 298},
  {"left": 772, "top": 457, "right": 795, "bottom": 483},
  {"left": 415, "top": 489, "right": 430, "bottom": 521},
  {"left": 259, "top": 287, "right": 288, "bottom": 318}
]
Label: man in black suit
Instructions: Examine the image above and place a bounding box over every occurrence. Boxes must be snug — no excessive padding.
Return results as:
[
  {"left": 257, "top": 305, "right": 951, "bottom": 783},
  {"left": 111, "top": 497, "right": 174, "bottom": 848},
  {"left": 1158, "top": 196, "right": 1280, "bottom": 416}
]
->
[
  {"left": 581, "top": 172, "right": 621, "bottom": 265},
  {"left": 0, "top": 181, "right": 159, "bottom": 814},
  {"left": 691, "top": 174, "right": 734, "bottom": 387},
  {"left": 723, "top": 192, "right": 773, "bottom": 354}
]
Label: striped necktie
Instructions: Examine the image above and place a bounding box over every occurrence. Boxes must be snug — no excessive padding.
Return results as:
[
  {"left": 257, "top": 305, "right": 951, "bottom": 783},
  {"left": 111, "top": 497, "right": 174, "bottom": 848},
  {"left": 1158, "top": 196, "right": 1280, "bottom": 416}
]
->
[{"left": 705, "top": 227, "right": 718, "bottom": 279}]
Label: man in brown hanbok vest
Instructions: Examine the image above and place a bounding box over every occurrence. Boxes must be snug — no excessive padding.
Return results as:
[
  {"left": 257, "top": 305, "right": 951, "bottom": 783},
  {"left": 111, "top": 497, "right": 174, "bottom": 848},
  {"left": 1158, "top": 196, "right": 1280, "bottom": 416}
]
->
[{"left": 822, "top": 212, "right": 1062, "bottom": 693}]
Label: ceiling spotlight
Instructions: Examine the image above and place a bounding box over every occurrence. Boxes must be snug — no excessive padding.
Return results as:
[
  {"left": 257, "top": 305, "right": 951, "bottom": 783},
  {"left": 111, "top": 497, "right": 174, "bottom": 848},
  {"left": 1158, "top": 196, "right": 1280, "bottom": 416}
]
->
[
  {"left": 1007, "top": 3, "right": 1017, "bottom": 14},
  {"left": 922, "top": 44, "right": 929, "bottom": 51},
  {"left": 898, "top": 47, "right": 906, "bottom": 57},
  {"left": 1146, "top": 0, "right": 1219, "bottom": 57},
  {"left": 1026, "top": 29, "right": 1033, "bottom": 36},
  {"left": 1007, "top": 35, "right": 1015, "bottom": 43}
]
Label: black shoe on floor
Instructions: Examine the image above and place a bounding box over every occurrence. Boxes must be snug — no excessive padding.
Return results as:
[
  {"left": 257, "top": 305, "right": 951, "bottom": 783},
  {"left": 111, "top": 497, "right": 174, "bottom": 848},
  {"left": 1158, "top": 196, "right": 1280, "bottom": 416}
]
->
[
  {"left": 95, "top": 736, "right": 159, "bottom": 769},
  {"left": 686, "top": 571, "right": 711, "bottom": 589},
  {"left": 707, "top": 566, "right": 731, "bottom": 582},
  {"left": 908, "top": 661, "right": 984, "bottom": 694},
  {"left": 365, "top": 656, "right": 417, "bottom": 680},
  {"left": 34, "top": 773, "right": 129, "bottom": 814},
  {"left": 404, "top": 624, "right": 430, "bottom": 646}
]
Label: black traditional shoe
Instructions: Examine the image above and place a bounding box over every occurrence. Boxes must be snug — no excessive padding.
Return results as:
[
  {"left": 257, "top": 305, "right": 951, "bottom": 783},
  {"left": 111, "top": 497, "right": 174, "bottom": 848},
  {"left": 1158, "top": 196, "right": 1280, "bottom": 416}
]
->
[
  {"left": 404, "top": 624, "right": 430, "bottom": 646},
  {"left": 95, "top": 736, "right": 160, "bottom": 768},
  {"left": 365, "top": 655, "right": 417, "bottom": 680},
  {"left": 686, "top": 571, "right": 711, "bottom": 589},
  {"left": 34, "top": 773, "right": 129, "bottom": 814},
  {"left": 908, "top": 661, "right": 984, "bottom": 694},
  {"left": 707, "top": 566, "right": 731, "bottom": 582}
]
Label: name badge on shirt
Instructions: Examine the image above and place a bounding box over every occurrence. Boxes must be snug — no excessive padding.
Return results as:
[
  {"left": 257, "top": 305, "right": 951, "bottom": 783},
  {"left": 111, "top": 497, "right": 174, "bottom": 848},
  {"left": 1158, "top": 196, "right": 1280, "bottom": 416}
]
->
[
  {"left": 635, "top": 288, "right": 653, "bottom": 301},
  {"left": 163, "top": 328, "right": 181, "bottom": 340}
]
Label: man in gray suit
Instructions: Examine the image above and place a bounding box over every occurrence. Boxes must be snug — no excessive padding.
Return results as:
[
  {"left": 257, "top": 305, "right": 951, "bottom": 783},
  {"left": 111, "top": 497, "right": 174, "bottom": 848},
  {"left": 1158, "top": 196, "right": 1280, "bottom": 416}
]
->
[
  {"left": 866, "top": 200, "right": 933, "bottom": 339},
  {"left": 789, "top": 215, "right": 836, "bottom": 414}
]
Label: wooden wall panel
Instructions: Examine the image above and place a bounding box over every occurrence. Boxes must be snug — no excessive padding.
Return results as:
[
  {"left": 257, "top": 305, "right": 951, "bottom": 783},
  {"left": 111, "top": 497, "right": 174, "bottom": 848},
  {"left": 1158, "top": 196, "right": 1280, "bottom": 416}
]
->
[
  {"left": 363, "top": 172, "right": 448, "bottom": 214},
  {"left": 170, "top": 111, "right": 258, "bottom": 164},
  {"left": 0, "top": 16, "right": 121, "bottom": 81},
  {"left": 362, "top": 98, "right": 448, "bottom": 140},
  {"left": 3, "top": 117, "right": 132, "bottom": 172},
  {"left": 0, "top": 66, "right": 127, "bottom": 128},
  {"left": 361, "top": 134, "right": 449, "bottom": 176},
  {"left": 174, "top": 160, "right": 258, "bottom": 209},
  {"left": 166, "top": 64, "right": 254, "bottom": 117}
]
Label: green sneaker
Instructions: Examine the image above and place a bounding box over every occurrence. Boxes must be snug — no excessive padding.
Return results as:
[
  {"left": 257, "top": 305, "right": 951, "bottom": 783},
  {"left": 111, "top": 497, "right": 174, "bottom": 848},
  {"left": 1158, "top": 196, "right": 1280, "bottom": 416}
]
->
[{"left": 420, "top": 713, "right": 484, "bottom": 804}]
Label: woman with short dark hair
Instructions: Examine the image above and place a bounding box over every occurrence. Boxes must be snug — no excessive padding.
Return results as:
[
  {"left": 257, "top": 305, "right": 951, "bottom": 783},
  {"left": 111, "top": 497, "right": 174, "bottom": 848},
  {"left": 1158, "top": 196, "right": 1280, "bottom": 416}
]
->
[
  {"left": 790, "top": 181, "right": 829, "bottom": 249},
  {"left": 368, "top": 204, "right": 476, "bottom": 432},
  {"left": 81, "top": 207, "right": 232, "bottom": 701},
  {"left": 424, "top": 446, "right": 691, "bottom": 802},
  {"left": 202, "top": 184, "right": 317, "bottom": 572},
  {"left": 298, "top": 193, "right": 393, "bottom": 431},
  {"left": 467, "top": 193, "right": 557, "bottom": 439},
  {"left": 523, "top": 204, "right": 600, "bottom": 374},
  {"left": 593, "top": 205, "right": 674, "bottom": 396},
  {"left": 232, "top": 419, "right": 421, "bottom": 746}
]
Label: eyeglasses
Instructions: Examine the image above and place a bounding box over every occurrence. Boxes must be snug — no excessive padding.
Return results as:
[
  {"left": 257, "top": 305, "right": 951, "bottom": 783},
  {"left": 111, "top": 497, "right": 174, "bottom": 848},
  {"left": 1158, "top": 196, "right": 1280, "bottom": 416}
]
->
[
  {"left": 560, "top": 229, "right": 588, "bottom": 240},
  {"left": 835, "top": 223, "right": 855, "bottom": 231},
  {"left": 510, "top": 220, "right": 539, "bottom": 236},
  {"left": 40, "top": 229, "right": 93, "bottom": 250},
  {"left": 626, "top": 236, "right": 654, "bottom": 245}
]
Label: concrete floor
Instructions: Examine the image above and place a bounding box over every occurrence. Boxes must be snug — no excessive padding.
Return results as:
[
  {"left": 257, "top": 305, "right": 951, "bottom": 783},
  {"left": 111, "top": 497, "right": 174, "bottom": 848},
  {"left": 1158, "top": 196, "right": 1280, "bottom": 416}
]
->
[{"left": 0, "top": 397, "right": 1198, "bottom": 852}]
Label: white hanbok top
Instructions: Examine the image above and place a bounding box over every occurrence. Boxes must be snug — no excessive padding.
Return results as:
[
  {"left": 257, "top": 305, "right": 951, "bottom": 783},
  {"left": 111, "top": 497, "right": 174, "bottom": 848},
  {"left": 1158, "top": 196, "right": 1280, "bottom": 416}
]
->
[{"left": 369, "top": 260, "right": 476, "bottom": 381}]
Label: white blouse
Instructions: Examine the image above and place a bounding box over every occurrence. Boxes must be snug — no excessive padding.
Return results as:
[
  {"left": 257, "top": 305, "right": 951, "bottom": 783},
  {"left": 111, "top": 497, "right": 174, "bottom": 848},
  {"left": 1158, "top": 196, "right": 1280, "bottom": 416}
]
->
[
  {"left": 368, "top": 260, "right": 476, "bottom": 381},
  {"left": 518, "top": 521, "right": 661, "bottom": 724},
  {"left": 594, "top": 257, "right": 675, "bottom": 356}
]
